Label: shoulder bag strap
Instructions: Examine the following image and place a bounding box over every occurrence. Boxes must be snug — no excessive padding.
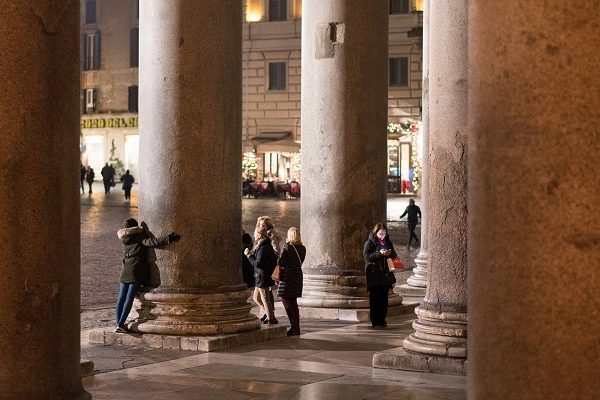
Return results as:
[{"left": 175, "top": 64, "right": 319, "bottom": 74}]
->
[{"left": 290, "top": 244, "right": 302, "bottom": 265}]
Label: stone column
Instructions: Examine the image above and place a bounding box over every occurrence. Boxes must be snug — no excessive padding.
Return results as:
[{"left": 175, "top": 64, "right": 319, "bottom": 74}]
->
[
  {"left": 134, "top": 0, "right": 259, "bottom": 335},
  {"left": 299, "top": 0, "right": 402, "bottom": 317},
  {"left": 374, "top": 0, "right": 468, "bottom": 374},
  {"left": 0, "top": 2, "right": 90, "bottom": 399},
  {"left": 401, "top": 0, "right": 430, "bottom": 298},
  {"left": 468, "top": 1, "right": 599, "bottom": 398}
]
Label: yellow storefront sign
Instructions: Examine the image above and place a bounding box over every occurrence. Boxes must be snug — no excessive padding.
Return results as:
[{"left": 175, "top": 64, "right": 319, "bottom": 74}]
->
[{"left": 81, "top": 116, "right": 138, "bottom": 129}]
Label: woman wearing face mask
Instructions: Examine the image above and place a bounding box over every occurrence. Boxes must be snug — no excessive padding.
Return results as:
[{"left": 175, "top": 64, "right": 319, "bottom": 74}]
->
[{"left": 363, "top": 223, "right": 398, "bottom": 328}]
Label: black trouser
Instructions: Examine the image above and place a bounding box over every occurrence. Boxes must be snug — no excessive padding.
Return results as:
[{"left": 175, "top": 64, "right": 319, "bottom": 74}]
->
[
  {"left": 281, "top": 296, "right": 300, "bottom": 332},
  {"left": 103, "top": 179, "right": 111, "bottom": 194},
  {"left": 408, "top": 222, "right": 419, "bottom": 244},
  {"left": 80, "top": 179, "right": 85, "bottom": 193},
  {"left": 124, "top": 188, "right": 131, "bottom": 199},
  {"left": 369, "top": 285, "right": 389, "bottom": 326},
  {"left": 87, "top": 181, "right": 93, "bottom": 193}
]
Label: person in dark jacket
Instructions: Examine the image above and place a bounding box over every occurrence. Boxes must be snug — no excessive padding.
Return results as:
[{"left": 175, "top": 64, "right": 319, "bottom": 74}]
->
[
  {"left": 80, "top": 164, "right": 86, "bottom": 194},
  {"left": 363, "top": 223, "right": 398, "bottom": 328},
  {"left": 399, "top": 199, "right": 422, "bottom": 245},
  {"left": 276, "top": 227, "right": 306, "bottom": 336},
  {"left": 120, "top": 170, "right": 135, "bottom": 201},
  {"left": 101, "top": 163, "right": 115, "bottom": 195},
  {"left": 245, "top": 227, "right": 278, "bottom": 324},
  {"left": 85, "top": 166, "right": 95, "bottom": 194},
  {"left": 115, "top": 218, "right": 180, "bottom": 333},
  {"left": 241, "top": 228, "right": 255, "bottom": 288}
]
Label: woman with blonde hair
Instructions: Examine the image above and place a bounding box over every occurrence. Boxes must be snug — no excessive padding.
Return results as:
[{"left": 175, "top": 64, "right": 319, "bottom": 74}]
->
[
  {"left": 256, "top": 216, "right": 283, "bottom": 255},
  {"left": 276, "top": 227, "right": 306, "bottom": 336},
  {"left": 245, "top": 227, "right": 278, "bottom": 324}
]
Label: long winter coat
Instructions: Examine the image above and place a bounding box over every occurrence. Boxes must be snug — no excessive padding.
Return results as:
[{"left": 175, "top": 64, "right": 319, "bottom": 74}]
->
[
  {"left": 247, "top": 237, "right": 277, "bottom": 288},
  {"left": 242, "top": 232, "right": 255, "bottom": 288},
  {"left": 363, "top": 233, "right": 398, "bottom": 290},
  {"left": 117, "top": 226, "right": 170, "bottom": 284},
  {"left": 276, "top": 243, "right": 306, "bottom": 298}
]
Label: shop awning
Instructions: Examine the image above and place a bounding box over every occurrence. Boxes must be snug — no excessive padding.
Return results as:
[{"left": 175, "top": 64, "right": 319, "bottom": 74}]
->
[{"left": 255, "top": 138, "right": 301, "bottom": 153}]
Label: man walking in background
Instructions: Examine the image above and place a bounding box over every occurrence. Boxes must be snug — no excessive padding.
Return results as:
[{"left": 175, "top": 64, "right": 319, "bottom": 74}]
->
[{"left": 400, "top": 199, "right": 422, "bottom": 246}]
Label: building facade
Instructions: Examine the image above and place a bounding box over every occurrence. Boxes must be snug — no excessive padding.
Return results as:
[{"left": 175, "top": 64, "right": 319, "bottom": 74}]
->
[{"left": 80, "top": 0, "right": 423, "bottom": 192}]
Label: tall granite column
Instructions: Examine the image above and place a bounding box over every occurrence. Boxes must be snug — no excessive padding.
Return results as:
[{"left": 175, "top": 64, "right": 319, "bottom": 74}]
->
[
  {"left": 134, "top": 0, "right": 259, "bottom": 335},
  {"left": 405, "top": 0, "right": 430, "bottom": 292},
  {"left": 299, "top": 0, "right": 402, "bottom": 316},
  {"left": 469, "top": 1, "right": 599, "bottom": 398},
  {"left": 0, "top": 2, "right": 90, "bottom": 399},
  {"left": 374, "top": 0, "right": 468, "bottom": 374}
]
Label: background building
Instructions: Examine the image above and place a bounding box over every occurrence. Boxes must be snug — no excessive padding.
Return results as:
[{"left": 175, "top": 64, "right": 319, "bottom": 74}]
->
[{"left": 80, "top": 0, "right": 423, "bottom": 192}]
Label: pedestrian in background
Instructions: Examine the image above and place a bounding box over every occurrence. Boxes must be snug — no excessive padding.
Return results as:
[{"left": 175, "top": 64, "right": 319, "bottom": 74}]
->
[
  {"left": 120, "top": 169, "right": 135, "bottom": 201},
  {"left": 85, "top": 166, "right": 95, "bottom": 194},
  {"left": 101, "top": 162, "right": 114, "bottom": 195},
  {"left": 363, "top": 223, "right": 398, "bottom": 328},
  {"left": 245, "top": 227, "right": 278, "bottom": 325},
  {"left": 400, "top": 199, "right": 422, "bottom": 246},
  {"left": 115, "top": 218, "right": 180, "bottom": 333},
  {"left": 277, "top": 227, "right": 306, "bottom": 336},
  {"left": 80, "top": 164, "right": 86, "bottom": 194}
]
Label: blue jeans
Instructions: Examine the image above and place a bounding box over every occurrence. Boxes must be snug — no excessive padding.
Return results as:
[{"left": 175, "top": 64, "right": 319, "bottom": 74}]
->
[{"left": 115, "top": 282, "right": 141, "bottom": 327}]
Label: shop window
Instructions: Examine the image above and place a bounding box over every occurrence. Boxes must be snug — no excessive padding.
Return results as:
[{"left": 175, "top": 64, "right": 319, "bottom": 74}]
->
[
  {"left": 83, "top": 88, "right": 97, "bottom": 114},
  {"left": 128, "top": 86, "right": 138, "bottom": 113},
  {"left": 83, "top": 32, "right": 101, "bottom": 71},
  {"left": 389, "top": 0, "right": 410, "bottom": 15},
  {"left": 268, "top": 62, "right": 286, "bottom": 91},
  {"left": 130, "top": 27, "right": 139, "bottom": 67},
  {"left": 85, "top": 0, "right": 97, "bottom": 24},
  {"left": 389, "top": 57, "right": 409, "bottom": 87},
  {"left": 269, "top": 0, "right": 287, "bottom": 21}
]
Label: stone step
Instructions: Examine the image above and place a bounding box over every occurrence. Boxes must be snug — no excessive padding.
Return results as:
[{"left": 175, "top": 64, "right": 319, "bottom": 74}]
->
[
  {"left": 80, "top": 359, "right": 94, "bottom": 377},
  {"left": 88, "top": 324, "right": 287, "bottom": 352},
  {"left": 299, "top": 303, "right": 417, "bottom": 322}
]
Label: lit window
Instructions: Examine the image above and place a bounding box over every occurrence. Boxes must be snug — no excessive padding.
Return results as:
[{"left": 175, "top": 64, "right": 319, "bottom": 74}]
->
[{"left": 83, "top": 88, "right": 97, "bottom": 114}]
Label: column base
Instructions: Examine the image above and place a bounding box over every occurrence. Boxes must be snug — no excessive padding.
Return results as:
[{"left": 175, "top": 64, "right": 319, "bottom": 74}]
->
[
  {"left": 373, "top": 348, "right": 467, "bottom": 375},
  {"left": 402, "top": 306, "right": 467, "bottom": 358},
  {"left": 299, "top": 303, "right": 416, "bottom": 322},
  {"left": 131, "top": 287, "right": 260, "bottom": 335},
  {"left": 395, "top": 283, "right": 426, "bottom": 304},
  {"left": 88, "top": 324, "right": 287, "bottom": 352},
  {"left": 406, "top": 253, "right": 428, "bottom": 287},
  {"left": 80, "top": 359, "right": 94, "bottom": 377}
]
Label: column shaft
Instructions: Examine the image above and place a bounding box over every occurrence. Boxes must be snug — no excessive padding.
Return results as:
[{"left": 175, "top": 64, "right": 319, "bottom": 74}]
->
[
  {"left": 468, "top": 1, "right": 600, "bottom": 398},
  {"left": 403, "top": 0, "right": 468, "bottom": 361},
  {"left": 407, "top": 0, "right": 430, "bottom": 289},
  {"left": 136, "top": 0, "right": 259, "bottom": 335},
  {"left": 0, "top": 1, "right": 89, "bottom": 398},
  {"left": 299, "top": 0, "right": 401, "bottom": 310}
]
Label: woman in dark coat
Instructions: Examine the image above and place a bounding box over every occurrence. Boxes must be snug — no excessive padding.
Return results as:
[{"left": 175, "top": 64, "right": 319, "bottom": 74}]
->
[
  {"left": 115, "top": 218, "right": 180, "bottom": 333},
  {"left": 245, "top": 227, "right": 278, "bottom": 324},
  {"left": 85, "top": 166, "right": 95, "bottom": 194},
  {"left": 241, "top": 228, "right": 255, "bottom": 288},
  {"left": 277, "top": 227, "right": 306, "bottom": 336},
  {"left": 363, "top": 223, "right": 398, "bottom": 328}
]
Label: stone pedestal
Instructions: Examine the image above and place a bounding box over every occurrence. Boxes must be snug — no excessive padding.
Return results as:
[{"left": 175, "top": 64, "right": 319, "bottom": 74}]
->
[
  {"left": 0, "top": 2, "right": 90, "bottom": 398},
  {"left": 468, "top": 1, "right": 600, "bottom": 398},
  {"left": 134, "top": 0, "right": 259, "bottom": 335},
  {"left": 374, "top": 0, "right": 468, "bottom": 375},
  {"left": 298, "top": 0, "right": 402, "bottom": 312}
]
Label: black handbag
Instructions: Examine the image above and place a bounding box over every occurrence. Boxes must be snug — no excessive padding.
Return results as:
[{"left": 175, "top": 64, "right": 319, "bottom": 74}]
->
[{"left": 382, "top": 270, "right": 397, "bottom": 286}]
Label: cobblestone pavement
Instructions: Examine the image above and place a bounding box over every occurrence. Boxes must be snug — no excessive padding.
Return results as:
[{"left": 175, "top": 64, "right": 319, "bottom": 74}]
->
[{"left": 81, "top": 182, "right": 421, "bottom": 329}]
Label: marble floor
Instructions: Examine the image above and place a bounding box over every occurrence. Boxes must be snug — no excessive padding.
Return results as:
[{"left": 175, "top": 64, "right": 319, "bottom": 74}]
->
[{"left": 83, "top": 314, "right": 466, "bottom": 400}]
